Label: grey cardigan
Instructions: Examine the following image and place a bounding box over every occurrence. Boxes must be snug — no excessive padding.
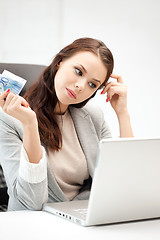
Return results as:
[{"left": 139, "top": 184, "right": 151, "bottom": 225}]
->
[{"left": 0, "top": 103, "right": 111, "bottom": 211}]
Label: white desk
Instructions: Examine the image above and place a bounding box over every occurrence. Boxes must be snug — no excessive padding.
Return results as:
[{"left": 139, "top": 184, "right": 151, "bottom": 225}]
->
[{"left": 0, "top": 211, "right": 160, "bottom": 240}]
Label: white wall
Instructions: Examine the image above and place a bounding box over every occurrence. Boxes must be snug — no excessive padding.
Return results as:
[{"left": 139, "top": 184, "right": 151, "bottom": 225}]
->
[
  {"left": 1, "top": 0, "right": 160, "bottom": 138},
  {"left": 0, "top": 0, "right": 63, "bottom": 64}
]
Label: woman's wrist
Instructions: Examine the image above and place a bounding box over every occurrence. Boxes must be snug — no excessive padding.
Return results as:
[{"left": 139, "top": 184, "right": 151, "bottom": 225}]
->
[
  {"left": 117, "top": 110, "right": 134, "bottom": 137},
  {"left": 23, "top": 115, "right": 42, "bottom": 164},
  {"left": 22, "top": 112, "right": 38, "bottom": 128},
  {"left": 116, "top": 108, "right": 130, "bottom": 121}
]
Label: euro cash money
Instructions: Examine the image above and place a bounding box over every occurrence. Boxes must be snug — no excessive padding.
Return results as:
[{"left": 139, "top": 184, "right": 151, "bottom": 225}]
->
[{"left": 0, "top": 70, "right": 27, "bottom": 95}]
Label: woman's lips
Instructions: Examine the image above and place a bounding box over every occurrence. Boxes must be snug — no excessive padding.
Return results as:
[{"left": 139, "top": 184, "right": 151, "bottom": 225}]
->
[{"left": 66, "top": 88, "right": 77, "bottom": 99}]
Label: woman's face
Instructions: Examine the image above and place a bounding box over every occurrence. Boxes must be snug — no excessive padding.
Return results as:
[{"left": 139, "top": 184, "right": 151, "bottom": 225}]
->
[{"left": 54, "top": 51, "right": 107, "bottom": 113}]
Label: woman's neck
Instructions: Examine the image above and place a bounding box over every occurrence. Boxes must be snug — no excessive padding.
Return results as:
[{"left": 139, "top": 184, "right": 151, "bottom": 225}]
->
[{"left": 54, "top": 102, "right": 69, "bottom": 115}]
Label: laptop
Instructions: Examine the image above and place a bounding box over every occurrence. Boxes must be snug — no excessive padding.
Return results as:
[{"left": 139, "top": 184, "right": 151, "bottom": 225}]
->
[{"left": 43, "top": 137, "right": 160, "bottom": 226}]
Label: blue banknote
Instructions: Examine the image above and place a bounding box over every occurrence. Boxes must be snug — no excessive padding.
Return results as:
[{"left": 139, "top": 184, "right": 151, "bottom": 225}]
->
[{"left": 0, "top": 70, "right": 27, "bottom": 95}]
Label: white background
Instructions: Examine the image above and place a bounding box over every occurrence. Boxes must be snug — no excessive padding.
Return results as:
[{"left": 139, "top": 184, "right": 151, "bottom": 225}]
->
[{"left": 1, "top": 0, "right": 160, "bottom": 137}]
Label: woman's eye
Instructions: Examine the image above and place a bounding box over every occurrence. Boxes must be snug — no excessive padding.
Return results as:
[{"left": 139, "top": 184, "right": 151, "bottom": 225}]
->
[
  {"left": 75, "top": 67, "right": 82, "bottom": 76},
  {"left": 89, "top": 82, "right": 96, "bottom": 89}
]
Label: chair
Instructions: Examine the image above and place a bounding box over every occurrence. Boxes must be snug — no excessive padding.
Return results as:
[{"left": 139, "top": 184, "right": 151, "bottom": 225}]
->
[
  {"left": 0, "top": 62, "right": 46, "bottom": 211},
  {"left": 0, "top": 63, "right": 46, "bottom": 96},
  {"left": 0, "top": 166, "right": 9, "bottom": 211}
]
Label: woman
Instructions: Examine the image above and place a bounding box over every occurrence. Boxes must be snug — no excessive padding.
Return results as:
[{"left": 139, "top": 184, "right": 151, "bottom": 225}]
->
[{"left": 0, "top": 38, "right": 133, "bottom": 211}]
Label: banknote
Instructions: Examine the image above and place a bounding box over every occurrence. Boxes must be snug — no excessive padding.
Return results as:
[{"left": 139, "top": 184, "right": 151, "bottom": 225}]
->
[{"left": 0, "top": 70, "right": 27, "bottom": 95}]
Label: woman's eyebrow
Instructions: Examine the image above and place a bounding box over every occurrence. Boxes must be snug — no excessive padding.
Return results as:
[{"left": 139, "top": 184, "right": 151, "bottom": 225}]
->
[{"left": 77, "top": 63, "right": 102, "bottom": 84}]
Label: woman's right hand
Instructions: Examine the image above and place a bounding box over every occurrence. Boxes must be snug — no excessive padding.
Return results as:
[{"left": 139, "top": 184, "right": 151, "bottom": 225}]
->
[{"left": 0, "top": 89, "right": 37, "bottom": 126}]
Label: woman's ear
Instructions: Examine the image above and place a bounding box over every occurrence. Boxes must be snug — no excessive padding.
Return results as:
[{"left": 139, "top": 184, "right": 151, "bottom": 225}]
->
[{"left": 57, "top": 60, "right": 63, "bottom": 68}]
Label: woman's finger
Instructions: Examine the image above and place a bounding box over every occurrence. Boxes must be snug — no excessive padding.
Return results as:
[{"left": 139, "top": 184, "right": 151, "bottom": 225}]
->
[
  {"left": 102, "top": 81, "right": 121, "bottom": 94},
  {"left": 0, "top": 89, "right": 11, "bottom": 108},
  {"left": 2, "top": 92, "right": 18, "bottom": 113},
  {"left": 2, "top": 92, "right": 29, "bottom": 114},
  {"left": 110, "top": 74, "right": 123, "bottom": 83},
  {"left": 106, "top": 86, "right": 122, "bottom": 99},
  {"left": 0, "top": 89, "right": 11, "bottom": 99},
  {"left": 3, "top": 92, "right": 16, "bottom": 105},
  {"left": 7, "top": 95, "right": 29, "bottom": 112},
  {"left": 12, "top": 96, "right": 29, "bottom": 108}
]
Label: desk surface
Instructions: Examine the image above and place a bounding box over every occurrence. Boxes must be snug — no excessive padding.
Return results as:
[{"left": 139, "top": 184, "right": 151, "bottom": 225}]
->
[{"left": 0, "top": 211, "right": 160, "bottom": 240}]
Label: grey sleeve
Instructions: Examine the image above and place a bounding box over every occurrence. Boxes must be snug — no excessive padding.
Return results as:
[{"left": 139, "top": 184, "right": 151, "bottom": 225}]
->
[
  {"left": 89, "top": 105, "right": 112, "bottom": 140},
  {"left": 84, "top": 103, "right": 112, "bottom": 140},
  {"left": 100, "top": 119, "right": 112, "bottom": 139},
  {"left": 0, "top": 112, "right": 48, "bottom": 211}
]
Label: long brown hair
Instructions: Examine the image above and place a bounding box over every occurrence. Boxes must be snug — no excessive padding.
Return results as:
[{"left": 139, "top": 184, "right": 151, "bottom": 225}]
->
[{"left": 24, "top": 37, "right": 114, "bottom": 151}]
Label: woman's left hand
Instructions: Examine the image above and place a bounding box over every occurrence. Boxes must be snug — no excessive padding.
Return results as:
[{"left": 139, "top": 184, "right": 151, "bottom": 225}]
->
[{"left": 102, "top": 74, "right": 128, "bottom": 117}]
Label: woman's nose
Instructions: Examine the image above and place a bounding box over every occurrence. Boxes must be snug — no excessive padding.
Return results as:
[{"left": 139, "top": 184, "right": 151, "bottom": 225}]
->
[{"left": 74, "top": 78, "right": 86, "bottom": 91}]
